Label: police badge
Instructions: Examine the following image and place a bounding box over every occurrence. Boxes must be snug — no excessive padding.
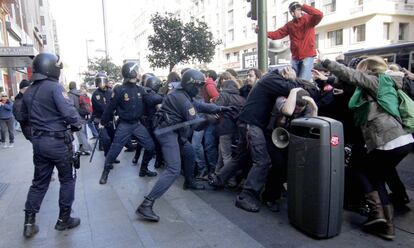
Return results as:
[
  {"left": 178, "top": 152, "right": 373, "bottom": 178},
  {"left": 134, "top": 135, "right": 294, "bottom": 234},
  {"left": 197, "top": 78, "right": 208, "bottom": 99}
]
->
[{"left": 124, "top": 93, "right": 130, "bottom": 101}]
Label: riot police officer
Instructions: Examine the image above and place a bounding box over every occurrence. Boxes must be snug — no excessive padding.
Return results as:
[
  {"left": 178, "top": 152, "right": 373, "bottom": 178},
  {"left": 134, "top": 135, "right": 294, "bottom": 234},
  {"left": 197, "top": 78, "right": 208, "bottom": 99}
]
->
[
  {"left": 99, "top": 62, "right": 163, "bottom": 184},
  {"left": 132, "top": 76, "right": 163, "bottom": 176},
  {"left": 136, "top": 69, "right": 234, "bottom": 222},
  {"left": 91, "top": 71, "right": 118, "bottom": 159},
  {"left": 21, "top": 53, "right": 82, "bottom": 238}
]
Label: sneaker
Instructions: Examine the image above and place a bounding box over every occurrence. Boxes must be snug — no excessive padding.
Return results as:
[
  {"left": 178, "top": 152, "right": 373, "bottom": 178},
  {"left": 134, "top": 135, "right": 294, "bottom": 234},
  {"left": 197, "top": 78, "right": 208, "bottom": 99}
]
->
[
  {"left": 2, "top": 143, "right": 8, "bottom": 148},
  {"left": 7, "top": 143, "right": 14, "bottom": 148}
]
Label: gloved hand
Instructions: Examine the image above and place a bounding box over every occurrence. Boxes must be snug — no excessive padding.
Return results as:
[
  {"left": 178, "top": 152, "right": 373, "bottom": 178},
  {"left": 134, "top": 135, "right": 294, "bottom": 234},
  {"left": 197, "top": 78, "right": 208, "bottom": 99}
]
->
[
  {"left": 70, "top": 124, "right": 82, "bottom": 132},
  {"left": 220, "top": 106, "right": 237, "bottom": 113}
]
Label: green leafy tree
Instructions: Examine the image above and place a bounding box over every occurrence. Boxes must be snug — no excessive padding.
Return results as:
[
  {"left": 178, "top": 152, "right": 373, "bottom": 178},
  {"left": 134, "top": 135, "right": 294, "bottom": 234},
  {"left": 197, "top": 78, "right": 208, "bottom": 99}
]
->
[
  {"left": 82, "top": 57, "right": 122, "bottom": 86},
  {"left": 147, "top": 13, "right": 220, "bottom": 72}
]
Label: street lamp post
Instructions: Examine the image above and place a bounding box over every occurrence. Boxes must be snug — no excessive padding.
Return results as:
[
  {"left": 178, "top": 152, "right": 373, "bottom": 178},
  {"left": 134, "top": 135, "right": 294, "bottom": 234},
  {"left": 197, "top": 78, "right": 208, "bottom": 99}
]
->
[
  {"left": 257, "top": 0, "right": 268, "bottom": 73},
  {"left": 102, "top": 0, "right": 109, "bottom": 71}
]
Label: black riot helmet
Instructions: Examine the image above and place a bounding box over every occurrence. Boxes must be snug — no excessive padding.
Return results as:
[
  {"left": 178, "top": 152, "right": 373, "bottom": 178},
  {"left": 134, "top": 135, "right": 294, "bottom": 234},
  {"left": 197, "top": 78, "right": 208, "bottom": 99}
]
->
[
  {"left": 95, "top": 71, "right": 108, "bottom": 87},
  {"left": 121, "top": 62, "right": 139, "bottom": 82},
  {"left": 289, "top": 1, "right": 301, "bottom": 13},
  {"left": 181, "top": 69, "right": 205, "bottom": 97},
  {"left": 31, "top": 53, "right": 63, "bottom": 81},
  {"left": 145, "top": 76, "right": 162, "bottom": 92}
]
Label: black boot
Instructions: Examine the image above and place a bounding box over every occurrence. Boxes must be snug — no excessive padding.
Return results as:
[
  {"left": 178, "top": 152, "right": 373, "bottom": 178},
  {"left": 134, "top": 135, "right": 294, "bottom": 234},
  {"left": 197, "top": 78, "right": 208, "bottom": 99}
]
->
[
  {"left": 55, "top": 207, "right": 81, "bottom": 231},
  {"left": 208, "top": 173, "right": 224, "bottom": 189},
  {"left": 139, "top": 157, "right": 157, "bottom": 177},
  {"left": 154, "top": 158, "right": 164, "bottom": 168},
  {"left": 99, "top": 169, "right": 110, "bottom": 184},
  {"left": 136, "top": 197, "right": 159, "bottom": 222},
  {"left": 139, "top": 169, "right": 158, "bottom": 177},
  {"left": 113, "top": 159, "right": 120, "bottom": 164},
  {"left": 183, "top": 180, "right": 205, "bottom": 190},
  {"left": 23, "top": 212, "right": 39, "bottom": 238},
  {"left": 132, "top": 156, "right": 139, "bottom": 165}
]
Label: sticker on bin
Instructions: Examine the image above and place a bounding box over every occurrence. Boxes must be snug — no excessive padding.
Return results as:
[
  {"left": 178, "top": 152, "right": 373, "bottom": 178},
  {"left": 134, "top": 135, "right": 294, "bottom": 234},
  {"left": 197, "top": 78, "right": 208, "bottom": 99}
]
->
[{"left": 330, "top": 136, "right": 339, "bottom": 146}]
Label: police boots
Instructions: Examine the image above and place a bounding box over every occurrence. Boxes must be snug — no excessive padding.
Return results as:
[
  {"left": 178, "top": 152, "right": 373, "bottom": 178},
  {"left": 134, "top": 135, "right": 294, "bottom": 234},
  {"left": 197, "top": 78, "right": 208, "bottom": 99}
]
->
[
  {"left": 23, "top": 212, "right": 39, "bottom": 238},
  {"left": 136, "top": 197, "right": 159, "bottom": 222},
  {"left": 99, "top": 169, "right": 110, "bottom": 184},
  {"left": 139, "top": 161, "right": 157, "bottom": 177},
  {"left": 55, "top": 207, "right": 81, "bottom": 231}
]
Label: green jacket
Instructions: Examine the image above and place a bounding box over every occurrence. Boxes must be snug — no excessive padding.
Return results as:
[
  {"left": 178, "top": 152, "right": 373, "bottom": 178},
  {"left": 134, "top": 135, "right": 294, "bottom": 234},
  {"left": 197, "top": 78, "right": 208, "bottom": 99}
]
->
[{"left": 325, "top": 61, "right": 407, "bottom": 152}]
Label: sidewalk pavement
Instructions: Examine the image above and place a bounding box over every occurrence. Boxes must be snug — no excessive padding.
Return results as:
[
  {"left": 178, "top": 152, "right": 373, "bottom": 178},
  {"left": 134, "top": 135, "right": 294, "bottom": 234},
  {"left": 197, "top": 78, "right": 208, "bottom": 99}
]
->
[{"left": 0, "top": 133, "right": 413, "bottom": 248}]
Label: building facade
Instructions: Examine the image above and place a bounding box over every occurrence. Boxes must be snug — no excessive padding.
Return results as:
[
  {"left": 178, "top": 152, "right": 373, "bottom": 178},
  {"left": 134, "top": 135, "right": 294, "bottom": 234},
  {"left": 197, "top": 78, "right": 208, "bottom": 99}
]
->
[{"left": 0, "top": 0, "right": 58, "bottom": 97}]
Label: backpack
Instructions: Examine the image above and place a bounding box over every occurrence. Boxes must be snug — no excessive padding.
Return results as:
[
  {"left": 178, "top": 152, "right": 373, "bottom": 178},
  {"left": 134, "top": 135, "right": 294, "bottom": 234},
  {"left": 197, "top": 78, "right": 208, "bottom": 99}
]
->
[
  {"left": 402, "top": 77, "right": 414, "bottom": 101},
  {"left": 78, "top": 94, "right": 92, "bottom": 117}
]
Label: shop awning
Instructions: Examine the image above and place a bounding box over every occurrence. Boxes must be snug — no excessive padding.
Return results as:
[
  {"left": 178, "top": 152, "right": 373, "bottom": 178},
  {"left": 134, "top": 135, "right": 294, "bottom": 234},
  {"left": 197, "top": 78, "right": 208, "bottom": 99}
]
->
[{"left": 0, "top": 46, "right": 36, "bottom": 68}]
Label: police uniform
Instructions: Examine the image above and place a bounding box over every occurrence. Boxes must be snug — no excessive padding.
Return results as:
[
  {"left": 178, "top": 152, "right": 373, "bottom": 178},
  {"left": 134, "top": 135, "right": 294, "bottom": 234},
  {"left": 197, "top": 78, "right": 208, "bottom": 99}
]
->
[
  {"left": 22, "top": 53, "right": 81, "bottom": 238},
  {"left": 136, "top": 69, "right": 231, "bottom": 222},
  {"left": 132, "top": 86, "right": 162, "bottom": 176},
  {"left": 92, "top": 87, "right": 114, "bottom": 155},
  {"left": 147, "top": 88, "right": 224, "bottom": 198},
  {"left": 99, "top": 82, "right": 163, "bottom": 184}
]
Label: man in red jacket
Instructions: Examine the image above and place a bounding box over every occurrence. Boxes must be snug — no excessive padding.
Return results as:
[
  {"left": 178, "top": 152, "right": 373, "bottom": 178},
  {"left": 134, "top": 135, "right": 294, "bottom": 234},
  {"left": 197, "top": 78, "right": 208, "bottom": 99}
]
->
[{"left": 265, "top": 1, "right": 323, "bottom": 81}]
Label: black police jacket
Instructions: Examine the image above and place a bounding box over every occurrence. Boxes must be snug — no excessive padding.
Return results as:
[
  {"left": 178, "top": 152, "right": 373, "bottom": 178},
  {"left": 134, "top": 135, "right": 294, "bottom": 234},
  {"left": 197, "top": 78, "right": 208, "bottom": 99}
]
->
[
  {"left": 92, "top": 88, "right": 112, "bottom": 119},
  {"left": 101, "top": 83, "right": 163, "bottom": 125},
  {"left": 22, "top": 78, "right": 81, "bottom": 132},
  {"left": 157, "top": 89, "right": 223, "bottom": 128}
]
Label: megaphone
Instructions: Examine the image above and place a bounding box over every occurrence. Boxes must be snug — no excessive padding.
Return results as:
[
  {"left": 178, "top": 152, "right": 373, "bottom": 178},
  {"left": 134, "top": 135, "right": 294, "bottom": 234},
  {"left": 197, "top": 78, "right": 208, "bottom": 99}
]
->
[{"left": 271, "top": 127, "right": 290, "bottom": 149}]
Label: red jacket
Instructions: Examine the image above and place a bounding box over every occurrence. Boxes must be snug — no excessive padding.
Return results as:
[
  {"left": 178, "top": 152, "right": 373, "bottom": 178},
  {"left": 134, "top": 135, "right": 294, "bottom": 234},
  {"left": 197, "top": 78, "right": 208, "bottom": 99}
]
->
[
  {"left": 201, "top": 77, "right": 219, "bottom": 102},
  {"left": 268, "top": 4, "right": 323, "bottom": 61}
]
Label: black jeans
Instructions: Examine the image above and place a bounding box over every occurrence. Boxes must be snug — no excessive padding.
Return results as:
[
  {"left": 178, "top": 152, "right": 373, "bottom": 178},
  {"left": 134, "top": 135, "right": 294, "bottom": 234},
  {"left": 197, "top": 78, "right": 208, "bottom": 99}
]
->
[
  {"left": 360, "top": 143, "right": 413, "bottom": 205},
  {"left": 262, "top": 139, "right": 288, "bottom": 202},
  {"left": 217, "top": 124, "right": 271, "bottom": 198}
]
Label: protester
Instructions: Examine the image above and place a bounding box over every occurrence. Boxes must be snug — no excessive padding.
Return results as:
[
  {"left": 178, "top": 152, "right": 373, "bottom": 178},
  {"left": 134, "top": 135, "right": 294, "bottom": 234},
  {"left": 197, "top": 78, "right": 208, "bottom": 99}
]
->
[
  {"left": 322, "top": 56, "right": 414, "bottom": 240},
  {"left": 258, "top": 2, "right": 323, "bottom": 81},
  {"left": 0, "top": 93, "right": 15, "bottom": 148}
]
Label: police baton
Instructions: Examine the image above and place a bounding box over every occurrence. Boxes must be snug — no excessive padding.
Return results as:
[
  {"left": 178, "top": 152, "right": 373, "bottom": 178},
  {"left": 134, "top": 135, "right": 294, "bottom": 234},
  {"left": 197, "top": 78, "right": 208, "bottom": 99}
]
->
[
  {"left": 89, "top": 128, "right": 103, "bottom": 163},
  {"left": 153, "top": 118, "right": 206, "bottom": 136}
]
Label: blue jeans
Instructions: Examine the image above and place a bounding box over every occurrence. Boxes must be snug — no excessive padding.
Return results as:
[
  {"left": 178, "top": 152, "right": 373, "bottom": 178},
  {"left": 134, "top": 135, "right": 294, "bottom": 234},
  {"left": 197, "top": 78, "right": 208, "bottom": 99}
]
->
[
  {"left": 87, "top": 119, "right": 99, "bottom": 138},
  {"left": 204, "top": 124, "right": 218, "bottom": 173},
  {"left": 291, "top": 57, "right": 314, "bottom": 81},
  {"left": 191, "top": 130, "right": 206, "bottom": 174}
]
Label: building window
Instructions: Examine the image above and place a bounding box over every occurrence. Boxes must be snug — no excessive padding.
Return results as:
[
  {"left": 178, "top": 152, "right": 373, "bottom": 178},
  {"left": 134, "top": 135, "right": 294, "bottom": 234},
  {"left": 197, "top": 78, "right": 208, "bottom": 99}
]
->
[
  {"left": 315, "top": 34, "right": 319, "bottom": 49},
  {"left": 327, "top": 29, "right": 343, "bottom": 47},
  {"left": 283, "top": 12, "right": 288, "bottom": 24},
  {"left": 310, "top": 0, "right": 316, "bottom": 7},
  {"left": 383, "top": 23, "right": 391, "bottom": 40},
  {"left": 353, "top": 24, "right": 366, "bottom": 42},
  {"left": 234, "top": 52, "right": 239, "bottom": 62},
  {"left": 228, "top": 29, "right": 234, "bottom": 42},
  {"left": 40, "top": 16, "right": 45, "bottom": 26},
  {"left": 39, "top": 0, "right": 43, "bottom": 6},
  {"left": 272, "top": 16, "right": 277, "bottom": 29},
  {"left": 226, "top": 53, "right": 230, "bottom": 61},
  {"left": 399, "top": 23, "right": 409, "bottom": 41},
  {"left": 0, "top": 20, "right": 4, "bottom": 46},
  {"left": 243, "top": 49, "right": 248, "bottom": 54},
  {"left": 323, "top": 0, "right": 336, "bottom": 14},
  {"left": 228, "top": 10, "right": 234, "bottom": 26},
  {"left": 42, "top": 34, "right": 47, "bottom": 45}
]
